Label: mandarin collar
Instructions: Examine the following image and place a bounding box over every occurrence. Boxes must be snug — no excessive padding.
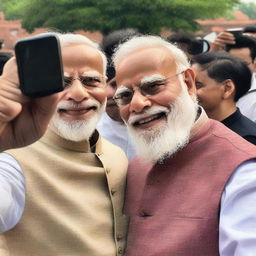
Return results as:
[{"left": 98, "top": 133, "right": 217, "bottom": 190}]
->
[
  {"left": 40, "top": 128, "right": 103, "bottom": 154},
  {"left": 189, "top": 107, "right": 211, "bottom": 142}
]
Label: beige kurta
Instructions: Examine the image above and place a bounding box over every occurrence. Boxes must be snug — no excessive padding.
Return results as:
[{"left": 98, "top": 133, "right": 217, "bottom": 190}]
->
[{"left": 0, "top": 129, "right": 128, "bottom": 256}]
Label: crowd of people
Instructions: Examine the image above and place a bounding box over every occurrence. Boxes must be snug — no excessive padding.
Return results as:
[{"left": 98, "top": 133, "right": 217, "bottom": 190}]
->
[{"left": 0, "top": 24, "right": 256, "bottom": 256}]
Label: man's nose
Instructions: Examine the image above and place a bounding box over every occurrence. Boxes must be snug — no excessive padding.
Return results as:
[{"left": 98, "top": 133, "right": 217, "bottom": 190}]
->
[
  {"left": 129, "top": 90, "right": 152, "bottom": 113},
  {"left": 66, "top": 80, "right": 90, "bottom": 102}
]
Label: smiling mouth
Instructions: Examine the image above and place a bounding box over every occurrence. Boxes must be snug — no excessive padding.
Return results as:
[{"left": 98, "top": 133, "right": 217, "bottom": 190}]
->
[
  {"left": 133, "top": 112, "right": 167, "bottom": 126},
  {"left": 58, "top": 106, "right": 97, "bottom": 114}
]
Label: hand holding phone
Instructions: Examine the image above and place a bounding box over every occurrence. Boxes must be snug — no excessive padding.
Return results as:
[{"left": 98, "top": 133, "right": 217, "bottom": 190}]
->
[
  {"left": 0, "top": 55, "right": 60, "bottom": 151},
  {"left": 15, "top": 33, "right": 64, "bottom": 98}
]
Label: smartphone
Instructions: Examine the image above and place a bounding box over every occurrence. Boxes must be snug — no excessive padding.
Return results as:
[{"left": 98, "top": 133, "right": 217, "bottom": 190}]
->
[
  {"left": 226, "top": 28, "right": 243, "bottom": 38},
  {"left": 15, "top": 33, "right": 64, "bottom": 98}
]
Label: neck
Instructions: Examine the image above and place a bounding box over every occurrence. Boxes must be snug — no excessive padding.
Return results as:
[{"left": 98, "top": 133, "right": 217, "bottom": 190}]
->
[{"left": 206, "top": 102, "right": 237, "bottom": 121}]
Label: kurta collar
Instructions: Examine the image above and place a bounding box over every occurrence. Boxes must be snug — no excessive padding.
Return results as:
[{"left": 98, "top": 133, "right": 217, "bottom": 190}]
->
[
  {"left": 189, "top": 107, "right": 210, "bottom": 142},
  {"left": 41, "top": 128, "right": 103, "bottom": 154}
]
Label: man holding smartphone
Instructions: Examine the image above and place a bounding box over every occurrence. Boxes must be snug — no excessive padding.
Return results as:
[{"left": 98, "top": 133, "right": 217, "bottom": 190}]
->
[
  {"left": 0, "top": 33, "right": 128, "bottom": 256},
  {"left": 0, "top": 57, "right": 60, "bottom": 233}
]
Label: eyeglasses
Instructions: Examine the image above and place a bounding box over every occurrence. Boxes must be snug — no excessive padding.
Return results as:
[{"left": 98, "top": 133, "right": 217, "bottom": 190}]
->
[
  {"left": 113, "top": 71, "right": 184, "bottom": 106},
  {"left": 63, "top": 75, "right": 106, "bottom": 90}
]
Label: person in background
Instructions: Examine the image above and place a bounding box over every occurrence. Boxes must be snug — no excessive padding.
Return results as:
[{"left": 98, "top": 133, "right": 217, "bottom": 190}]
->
[
  {"left": 97, "top": 29, "right": 138, "bottom": 160},
  {"left": 192, "top": 51, "right": 256, "bottom": 144},
  {"left": 113, "top": 35, "right": 256, "bottom": 256},
  {"left": 243, "top": 24, "right": 256, "bottom": 38},
  {"left": 211, "top": 32, "right": 256, "bottom": 122},
  {"left": 0, "top": 32, "right": 128, "bottom": 256},
  {"left": 167, "top": 31, "right": 210, "bottom": 60}
]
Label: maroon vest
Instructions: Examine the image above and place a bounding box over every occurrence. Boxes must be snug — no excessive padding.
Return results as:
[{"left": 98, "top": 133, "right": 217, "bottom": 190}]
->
[{"left": 125, "top": 119, "right": 256, "bottom": 256}]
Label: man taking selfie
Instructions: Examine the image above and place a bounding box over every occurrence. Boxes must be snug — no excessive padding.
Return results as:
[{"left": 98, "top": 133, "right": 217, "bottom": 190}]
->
[{"left": 0, "top": 33, "right": 128, "bottom": 256}]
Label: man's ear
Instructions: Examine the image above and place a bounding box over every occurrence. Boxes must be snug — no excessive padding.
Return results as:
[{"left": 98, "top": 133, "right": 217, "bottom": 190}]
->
[
  {"left": 222, "top": 79, "right": 235, "bottom": 100},
  {"left": 183, "top": 68, "right": 197, "bottom": 96}
]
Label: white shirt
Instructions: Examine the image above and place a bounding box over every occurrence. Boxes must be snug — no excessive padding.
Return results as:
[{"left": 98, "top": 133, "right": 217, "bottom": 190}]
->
[
  {"left": 236, "top": 73, "right": 256, "bottom": 123},
  {"left": 1, "top": 154, "right": 256, "bottom": 256},
  {"left": 0, "top": 153, "right": 25, "bottom": 232},
  {"left": 97, "top": 113, "right": 137, "bottom": 160}
]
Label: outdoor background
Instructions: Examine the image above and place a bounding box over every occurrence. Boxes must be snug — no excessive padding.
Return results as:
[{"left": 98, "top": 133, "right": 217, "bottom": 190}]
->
[{"left": 0, "top": 0, "right": 256, "bottom": 51}]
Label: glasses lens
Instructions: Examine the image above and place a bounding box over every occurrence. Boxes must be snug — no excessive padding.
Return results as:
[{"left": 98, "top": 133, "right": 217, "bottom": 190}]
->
[
  {"left": 141, "top": 80, "right": 166, "bottom": 96},
  {"left": 80, "top": 77, "right": 102, "bottom": 88},
  {"left": 115, "top": 90, "right": 133, "bottom": 105},
  {"left": 63, "top": 77, "right": 72, "bottom": 88}
]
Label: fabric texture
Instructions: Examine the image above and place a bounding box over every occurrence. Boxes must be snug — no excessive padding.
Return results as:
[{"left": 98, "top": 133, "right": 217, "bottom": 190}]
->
[
  {"left": 124, "top": 114, "right": 256, "bottom": 256},
  {"left": 221, "top": 108, "right": 256, "bottom": 145},
  {"left": 0, "top": 153, "right": 25, "bottom": 233},
  {"left": 236, "top": 72, "right": 256, "bottom": 123},
  {"left": 0, "top": 129, "right": 128, "bottom": 256},
  {"left": 97, "top": 113, "right": 137, "bottom": 160}
]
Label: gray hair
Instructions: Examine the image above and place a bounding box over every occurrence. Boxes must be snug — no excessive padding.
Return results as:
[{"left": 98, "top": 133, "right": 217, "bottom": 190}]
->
[
  {"left": 113, "top": 35, "right": 190, "bottom": 73},
  {"left": 52, "top": 32, "right": 107, "bottom": 75}
]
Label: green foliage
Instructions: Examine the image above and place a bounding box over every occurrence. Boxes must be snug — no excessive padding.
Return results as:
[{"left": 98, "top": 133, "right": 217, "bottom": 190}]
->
[
  {"left": 0, "top": 0, "right": 239, "bottom": 35},
  {"left": 237, "top": 2, "right": 256, "bottom": 19}
]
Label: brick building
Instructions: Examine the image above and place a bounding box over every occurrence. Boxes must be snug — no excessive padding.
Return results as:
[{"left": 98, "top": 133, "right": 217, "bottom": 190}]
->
[
  {"left": 1, "top": 10, "right": 256, "bottom": 51},
  {"left": 0, "top": 11, "right": 102, "bottom": 51}
]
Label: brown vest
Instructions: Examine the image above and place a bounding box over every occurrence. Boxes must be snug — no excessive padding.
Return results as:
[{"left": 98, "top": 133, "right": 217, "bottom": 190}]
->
[
  {"left": 0, "top": 129, "right": 128, "bottom": 256},
  {"left": 125, "top": 119, "right": 256, "bottom": 256}
]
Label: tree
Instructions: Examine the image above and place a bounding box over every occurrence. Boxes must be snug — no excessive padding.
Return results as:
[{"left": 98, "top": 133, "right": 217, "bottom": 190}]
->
[
  {"left": 0, "top": 0, "right": 240, "bottom": 35},
  {"left": 237, "top": 2, "right": 256, "bottom": 19}
]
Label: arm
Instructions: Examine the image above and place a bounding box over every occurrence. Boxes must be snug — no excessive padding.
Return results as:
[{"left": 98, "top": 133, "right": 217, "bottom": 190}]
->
[
  {"left": 0, "top": 153, "right": 25, "bottom": 232},
  {"left": 219, "top": 159, "right": 256, "bottom": 255},
  {"left": 0, "top": 58, "right": 60, "bottom": 151}
]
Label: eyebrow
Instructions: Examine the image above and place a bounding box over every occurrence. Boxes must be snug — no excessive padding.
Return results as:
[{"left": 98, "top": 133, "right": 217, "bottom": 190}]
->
[
  {"left": 63, "top": 71, "right": 102, "bottom": 78},
  {"left": 115, "top": 85, "right": 130, "bottom": 94},
  {"left": 140, "top": 74, "right": 166, "bottom": 85}
]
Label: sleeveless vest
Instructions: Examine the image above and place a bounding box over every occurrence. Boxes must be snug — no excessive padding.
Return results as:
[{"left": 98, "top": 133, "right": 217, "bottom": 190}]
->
[
  {"left": 0, "top": 129, "right": 128, "bottom": 256},
  {"left": 125, "top": 118, "right": 256, "bottom": 256}
]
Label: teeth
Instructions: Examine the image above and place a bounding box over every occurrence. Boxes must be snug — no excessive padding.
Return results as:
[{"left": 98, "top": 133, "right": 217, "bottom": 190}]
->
[{"left": 136, "top": 114, "right": 160, "bottom": 125}]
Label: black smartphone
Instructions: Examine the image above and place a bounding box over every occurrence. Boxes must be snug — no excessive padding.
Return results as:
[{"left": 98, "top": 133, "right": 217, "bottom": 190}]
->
[
  {"left": 15, "top": 33, "right": 64, "bottom": 98},
  {"left": 226, "top": 28, "right": 243, "bottom": 38}
]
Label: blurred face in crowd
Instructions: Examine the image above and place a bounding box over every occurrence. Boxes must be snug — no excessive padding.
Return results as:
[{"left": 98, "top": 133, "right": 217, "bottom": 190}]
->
[
  {"left": 228, "top": 47, "right": 256, "bottom": 73},
  {"left": 49, "top": 43, "right": 107, "bottom": 141},
  {"left": 105, "top": 78, "right": 123, "bottom": 122},
  {"left": 115, "top": 46, "right": 198, "bottom": 163},
  {"left": 192, "top": 63, "right": 224, "bottom": 116}
]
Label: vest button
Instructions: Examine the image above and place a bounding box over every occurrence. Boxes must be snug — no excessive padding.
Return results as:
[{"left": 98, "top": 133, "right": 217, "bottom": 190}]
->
[
  {"left": 118, "top": 247, "right": 123, "bottom": 254},
  {"left": 117, "top": 234, "right": 122, "bottom": 241},
  {"left": 111, "top": 189, "right": 116, "bottom": 195},
  {"left": 139, "top": 210, "right": 152, "bottom": 217}
]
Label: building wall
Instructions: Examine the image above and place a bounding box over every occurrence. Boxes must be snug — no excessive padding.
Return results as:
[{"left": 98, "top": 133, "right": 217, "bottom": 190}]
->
[{"left": 1, "top": 10, "right": 256, "bottom": 51}]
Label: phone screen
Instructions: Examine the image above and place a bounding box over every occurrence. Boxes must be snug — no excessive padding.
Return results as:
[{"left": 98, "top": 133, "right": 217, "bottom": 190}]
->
[{"left": 15, "top": 34, "right": 64, "bottom": 97}]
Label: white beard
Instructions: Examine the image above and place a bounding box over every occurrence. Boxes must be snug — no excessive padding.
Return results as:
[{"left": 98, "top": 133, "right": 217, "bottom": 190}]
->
[
  {"left": 49, "top": 99, "right": 106, "bottom": 142},
  {"left": 126, "top": 85, "right": 198, "bottom": 163}
]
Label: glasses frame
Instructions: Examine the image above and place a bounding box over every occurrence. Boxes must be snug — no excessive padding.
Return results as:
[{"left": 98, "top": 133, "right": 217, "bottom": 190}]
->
[
  {"left": 113, "top": 71, "right": 185, "bottom": 106},
  {"left": 63, "top": 75, "right": 107, "bottom": 89}
]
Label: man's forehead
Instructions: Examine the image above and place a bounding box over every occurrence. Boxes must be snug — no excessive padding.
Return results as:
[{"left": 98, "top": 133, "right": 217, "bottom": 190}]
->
[
  {"left": 62, "top": 44, "right": 103, "bottom": 65},
  {"left": 116, "top": 46, "right": 177, "bottom": 84},
  {"left": 61, "top": 43, "right": 104, "bottom": 75}
]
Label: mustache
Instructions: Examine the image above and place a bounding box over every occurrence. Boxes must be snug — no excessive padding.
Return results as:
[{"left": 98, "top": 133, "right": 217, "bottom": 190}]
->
[
  {"left": 56, "top": 99, "right": 101, "bottom": 110},
  {"left": 127, "top": 106, "right": 169, "bottom": 125}
]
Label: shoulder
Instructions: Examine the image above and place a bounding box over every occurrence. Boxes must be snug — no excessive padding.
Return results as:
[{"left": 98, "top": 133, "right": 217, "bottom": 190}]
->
[
  {"left": 99, "top": 136, "right": 128, "bottom": 165},
  {"left": 208, "top": 119, "right": 256, "bottom": 156}
]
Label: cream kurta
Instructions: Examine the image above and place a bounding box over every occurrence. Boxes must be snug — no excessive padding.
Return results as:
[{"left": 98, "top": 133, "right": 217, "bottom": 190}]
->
[{"left": 0, "top": 129, "right": 128, "bottom": 256}]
